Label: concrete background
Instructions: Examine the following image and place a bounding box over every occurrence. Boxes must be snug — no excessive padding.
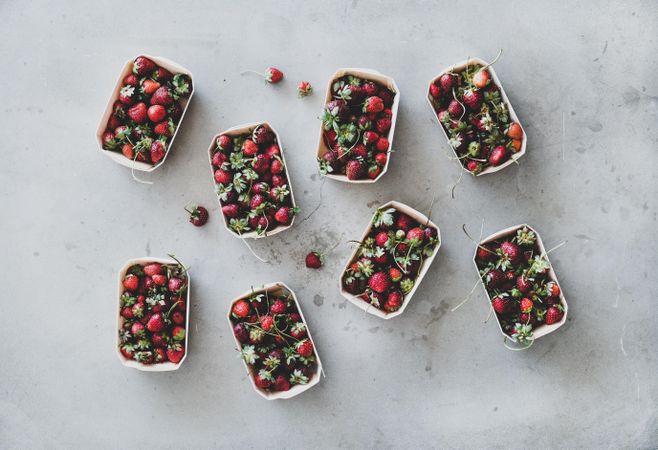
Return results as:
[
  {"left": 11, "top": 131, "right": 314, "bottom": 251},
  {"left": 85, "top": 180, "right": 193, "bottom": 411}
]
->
[{"left": 1, "top": 1, "right": 657, "bottom": 448}]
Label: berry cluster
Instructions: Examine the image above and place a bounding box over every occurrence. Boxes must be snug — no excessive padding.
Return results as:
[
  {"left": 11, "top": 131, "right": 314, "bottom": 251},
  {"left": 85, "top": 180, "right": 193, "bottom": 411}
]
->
[
  {"left": 230, "top": 289, "right": 318, "bottom": 393},
  {"left": 211, "top": 124, "right": 299, "bottom": 236},
  {"left": 318, "top": 75, "right": 397, "bottom": 180},
  {"left": 118, "top": 261, "right": 188, "bottom": 365},
  {"left": 429, "top": 62, "right": 523, "bottom": 174},
  {"left": 341, "top": 207, "right": 439, "bottom": 313},
  {"left": 101, "top": 56, "right": 192, "bottom": 165},
  {"left": 475, "top": 226, "right": 564, "bottom": 344}
]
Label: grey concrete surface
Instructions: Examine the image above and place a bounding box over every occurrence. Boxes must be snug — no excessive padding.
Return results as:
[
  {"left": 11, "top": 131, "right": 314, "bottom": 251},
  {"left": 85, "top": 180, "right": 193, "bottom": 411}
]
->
[{"left": 1, "top": 1, "right": 657, "bottom": 448}]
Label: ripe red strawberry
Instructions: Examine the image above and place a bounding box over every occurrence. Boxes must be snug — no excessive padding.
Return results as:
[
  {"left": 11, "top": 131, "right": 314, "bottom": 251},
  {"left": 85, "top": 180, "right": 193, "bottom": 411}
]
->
[
  {"left": 507, "top": 122, "right": 523, "bottom": 140},
  {"left": 119, "top": 85, "right": 136, "bottom": 105},
  {"left": 214, "top": 169, "right": 232, "bottom": 184},
  {"left": 520, "top": 297, "right": 533, "bottom": 313},
  {"left": 296, "top": 339, "right": 313, "bottom": 357},
  {"left": 153, "top": 66, "right": 172, "bottom": 81},
  {"left": 123, "top": 73, "right": 139, "bottom": 86},
  {"left": 242, "top": 139, "right": 259, "bottom": 156},
  {"left": 274, "top": 375, "right": 291, "bottom": 391},
  {"left": 477, "top": 244, "right": 495, "bottom": 262},
  {"left": 466, "top": 160, "right": 482, "bottom": 174},
  {"left": 500, "top": 241, "right": 521, "bottom": 263},
  {"left": 150, "top": 86, "right": 173, "bottom": 106},
  {"left": 378, "top": 88, "right": 394, "bottom": 106},
  {"left": 516, "top": 275, "right": 531, "bottom": 293},
  {"left": 375, "top": 152, "right": 387, "bottom": 166},
  {"left": 142, "top": 263, "right": 161, "bottom": 277},
  {"left": 376, "top": 118, "right": 391, "bottom": 133},
  {"left": 384, "top": 290, "right": 403, "bottom": 312},
  {"left": 142, "top": 79, "right": 161, "bottom": 95},
  {"left": 147, "top": 105, "right": 166, "bottom": 122},
  {"left": 368, "top": 272, "right": 390, "bottom": 293},
  {"left": 547, "top": 282, "right": 561, "bottom": 298},
  {"left": 127, "top": 102, "right": 147, "bottom": 123},
  {"left": 545, "top": 306, "right": 564, "bottom": 325},
  {"left": 265, "top": 144, "right": 280, "bottom": 159},
  {"left": 346, "top": 159, "right": 366, "bottom": 180},
  {"left": 123, "top": 274, "right": 139, "bottom": 291},
  {"left": 254, "top": 372, "right": 272, "bottom": 388},
  {"left": 152, "top": 274, "right": 167, "bottom": 286},
  {"left": 120, "top": 307, "right": 134, "bottom": 319},
  {"left": 270, "top": 159, "right": 284, "bottom": 174},
  {"left": 429, "top": 83, "right": 441, "bottom": 98},
  {"left": 171, "top": 311, "right": 185, "bottom": 326},
  {"left": 121, "top": 143, "right": 134, "bottom": 159},
  {"left": 297, "top": 80, "right": 312, "bottom": 97},
  {"left": 375, "top": 138, "right": 389, "bottom": 152},
  {"left": 362, "top": 81, "right": 377, "bottom": 96},
  {"left": 265, "top": 67, "right": 284, "bottom": 83},
  {"left": 488, "top": 145, "right": 508, "bottom": 166},
  {"left": 389, "top": 267, "right": 402, "bottom": 282},
  {"left": 274, "top": 207, "right": 295, "bottom": 224},
  {"left": 305, "top": 252, "right": 323, "bottom": 269},
  {"left": 439, "top": 73, "right": 456, "bottom": 91},
  {"left": 217, "top": 135, "right": 232, "bottom": 151},
  {"left": 252, "top": 154, "right": 270, "bottom": 173},
  {"left": 168, "top": 277, "right": 185, "bottom": 293},
  {"left": 186, "top": 205, "right": 208, "bottom": 227},
  {"left": 131, "top": 322, "right": 145, "bottom": 336},
  {"left": 260, "top": 315, "right": 274, "bottom": 332},
  {"left": 447, "top": 100, "right": 463, "bottom": 118},
  {"left": 233, "top": 323, "right": 249, "bottom": 342},
  {"left": 363, "top": 130, "right": 379, "bottom": 145},
  {"left": 250, "top": 194, "right": 266, "bottom": 210},
  {"left": 150, "top": 140, "right": 166, "bottom": 164},
  {"left": 166, "top": 345, "right": 185, "bottom": 364},
  {"left": 486, "top": 269, "right": 504, "bottom": 288},
  {"left": 222, "top": 204, "right": 239, "bottom": 218},
  {"left": 146, "top": 313, "right": 165, "bottom": 333},
  {"left": 473, "top": 69, "right": 491, "bottom": 89},
  {"left": 491, "top": 296, "right": 511, "bottom": 314},
  {"left": 462, "top": 89, "right": 483, "bottom": 110},
  {"left": 367, "top": 165, "right": 382, "bottom": 180},
  {"left": 395, "top": 213, "right": 413, "bottom": 231},
  {"left": 375, "top": 231, "right": 389, "bottom": 247},
  {"left": 154, "top": 120, "right": 172, "bottom": 136},
  {"left": 133, "top": 56, "right": 156, "bottom": 76},
  {"left": 352, "top": 144, "right": 368, "bottom": 159},
  {"left": 270, "top": 299, "right": 286, "bottom": 315},
  {"left": 406, "top": 227, "right": 425, "bottom": 244},
  {"left": 363, "top": 96, "right": 384, "bottom": 113}
]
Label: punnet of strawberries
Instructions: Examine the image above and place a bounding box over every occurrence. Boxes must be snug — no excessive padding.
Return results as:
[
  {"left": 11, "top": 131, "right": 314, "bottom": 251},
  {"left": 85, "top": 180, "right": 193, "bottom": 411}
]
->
[
  {"left": 475, "top": 226, "right": 565, "bottom": 344},
  {"left": 341, "top": 206, "right": 440, "bottom": 313},
  {"left": 230, "top": 288, "right": 318, "bottom": 393},
  {"left": 428, "top": 61, "right": 523, "bottom": 174},
  {"left": 318, "top": 75, "right": 397, "bottom": 181},
  {"left": 101, "top": 56, "right": 192, "bottom": 165},
  {"left": 118, "top": 261, "right": 188, "bottom": 365},
  {"left": 212, "top": 124, "right": 298, "bottom": 236}
]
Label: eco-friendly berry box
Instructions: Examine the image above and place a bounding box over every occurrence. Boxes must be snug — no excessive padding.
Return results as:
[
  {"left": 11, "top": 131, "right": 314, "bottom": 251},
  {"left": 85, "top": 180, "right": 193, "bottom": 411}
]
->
[
  {"left": 116, "top": 257, "right": 191, "bottom": 371},
  {"left": 474, "top": 224, "right": 567, "bottom": 347},
  {"left": 96, "top": 55, "right": 195, "bottom": 172},
  {"left": 208, "top": 122, "right": 297, "bottom": 239},
  {"left": 316, "top": 68, "right": 400, "bottom": 183},
  {"left": 227, "top": 282, "right": 323, "bottom": 400},
  {"left": 338, "top": 200, "right": 441, "bottom": 319},
  {"left": 427, "top": 57, "right": 526, "bottom": 176}
]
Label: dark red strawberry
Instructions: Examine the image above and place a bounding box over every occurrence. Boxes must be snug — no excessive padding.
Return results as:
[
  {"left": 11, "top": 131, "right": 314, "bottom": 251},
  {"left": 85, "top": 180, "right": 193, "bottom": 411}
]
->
[
  {"left": 395, "top": 213, "right": 413, "bottom": 231},
  {"left": 150, "top": 86, "right": 173, "bottom": 106},
  {"left": 270, "top": 299, "right": 287, "bottom": 314},
  {"left": 376, "top": 118, "right": 391, "bottom": 133},
  {"left": 274, "top": 375, "right": 290, "bottom": 391},
  {"left": 265, "top": 144, "right": 280, "bottom": 159},
  {"left": 491, "top": 296, "right": 512, "bottom": 314},
  {"left": 384, "top": 290, "right": 403, "bottom": 312},
  {"left": 222, "top": 204, "right": 239, "bottom": 218},
  {"left": 486, "top": 269, "right": 504, "bottom": 288},
  {"left": 212, "top": 151, "right": 227, "bottom": 167},
  {"left": 171, "top": 311, "right": 185, "bottom": 326},
  {"left": 186, "top": 204, "right": 208, "bottom": 227},
  {"left": 488, "top": 145, "right": 508, "bottom": 166},
  {"left": 516, "top": 275, "right": 531, "bottom": 293},
  {"left": 462, "top": 89, "right": 483, "bottom": 110},
  {"left": 123, "top": 73, "right": 139, "bottom": 86},
  {"left": 346, "top": 159, "right": 366, "bottom": 180},
  {"left": 119, "top": 85, "right": 136, "bottom": 105},
  {"left": 252, "top": 125, "right": 274, "bottom": 145},
  {"left": 127, "top": 102, "right": 147, "bottom": 123},
  {"left": 545, "top": 306, "right": 564, "bottom": 325},
  {"left": 254, "top": 372, "right": 272, "bottom": 388},
  {"left": 500, "top": 241, "right": 521, "bottom": 263},
  {"left": 233, "top": 322, "right": 249, "bottom": 342},
  {"left": 214, "top": 169, "right": 232, "bottom": 184},
  {"left": 274, "top": 207, "right": 294, "bottom": 224},
  {"left": 305, "top": 252, "right": 323, "bottom": 269},
  {"left": 153, "top": 66, "right": 173, "bottom": 81},
  {"left": 150, "top": 140, "right": 166, "bottom": 164},
  {"left": 133, "top": 56, "right": 156, "bottom": 76},
  {"left": 154, "top": 120, "right": 172, "bottom": 136},
  {"left": 448, "top": 100, "right": 463, "bottom": 118},
  {"left": 363, "top": 81, "right": 377, "bottom": 96},
  {"left": 363, "top": 96, "right": 384, "bottom": 113},
  {"left": 429, "top": 83, "right": 441, "bottom": 98},
  {"left": 439, "top": 73, "right": 456, "bottom": 91}
]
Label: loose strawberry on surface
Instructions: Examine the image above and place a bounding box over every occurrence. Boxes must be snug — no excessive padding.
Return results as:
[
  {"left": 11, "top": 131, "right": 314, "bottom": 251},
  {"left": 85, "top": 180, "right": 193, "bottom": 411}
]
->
[
  {"left": 428, "top": 60, "right": 523, "bottom": 174},
  {"left": 230, "top": 289, "right": 318, "bottom": 393},
  {"left": 341, "top": 207, "right": 439, "bottom": 313},
  {"left": 102, "top": 56, "right": 192, "bottom": 165},
  {"left": 475, "top": 226, "right": 564, "bottom": 344},
  {"left": 211, "top": 124, "right": 298, "bottom": 236},
  {"left": 318, "top": 75, "right": 397, "bottom": 181},
  {"left": 118, "top": 260, "right": 188, "bottom": 365}
]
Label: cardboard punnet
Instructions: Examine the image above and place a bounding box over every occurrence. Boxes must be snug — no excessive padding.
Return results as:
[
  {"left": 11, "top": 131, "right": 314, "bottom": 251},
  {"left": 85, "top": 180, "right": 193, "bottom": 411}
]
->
[
  {"left": 227, "top": 282, "right": 323, "bottom": 400},
  {"left": 339, "top": 201, "right": 441, "bottom": 319},
  {"left": 208, "top": 122, "right": 297, "bottom": 239},
  {"left": 96, "top": 55, "right": 195, "bottom": 172},
  {"left": 473, "top": 224, "right": 568, "bottom": 342},
  {"left": 316, "top": 68, "right": 400, "bottom": 183},
  {"left": 426, "top": 57, "right": 526, "bottom": 176},
  {"left": 116, "top": 257, "right": 190, "bottom": 371}
]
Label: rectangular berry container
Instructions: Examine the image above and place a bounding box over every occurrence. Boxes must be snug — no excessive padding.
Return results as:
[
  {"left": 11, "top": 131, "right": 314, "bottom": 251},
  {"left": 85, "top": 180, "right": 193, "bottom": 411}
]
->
[
  {"left": 427, "top": 57, "right": 526, "bottom": 176},
  {"left": 316, "top": 68, "right": 400, "bottom": 184},
  {"left": 474, "top": 224, "right": 568, "bottom": 343},
  {"left": 208, "top": 122, "right": 297, "bottom": 239},
  {"left": 96, "top": 55, "right": 195, "bottom": 172},
  {"left": 338, "top": 200, "right": 441, "bottom": 319},
  {"left": 227, "top": 282, "right": 323, "bottom": 400},
  {"left": 116, "top": 257, "right": 191, "bottom": 371}
]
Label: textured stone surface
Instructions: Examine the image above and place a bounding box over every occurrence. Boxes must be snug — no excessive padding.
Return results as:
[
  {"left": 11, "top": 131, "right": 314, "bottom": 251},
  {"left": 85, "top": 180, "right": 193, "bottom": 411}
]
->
[{"left": 1, "top": 0, "right": 657, "bottom": 448}]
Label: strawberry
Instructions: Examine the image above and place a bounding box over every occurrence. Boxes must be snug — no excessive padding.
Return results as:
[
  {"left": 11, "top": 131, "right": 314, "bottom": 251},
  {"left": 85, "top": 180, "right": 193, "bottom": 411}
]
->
[
  {"left": 152, "top": 274, "right": 167, "bottom": 286},
  {"left": 439, "top": 73, "right": 456, "bottom": 91},
  {"left": 254, "top": 372, "right": 272, "bottom": 389},
  {"left": 270, "top": 299, "right": 287, "bottom": 315},
  {"left": 545, "top": 306, "right": 564, "bottom": 325},
  {"left": 296, "top": 339, "right": 314, "bottom": 357},
  {"left": 214, "top": 169, "right": 232, "bottom": 184},
  {"left": 466, "top": 160, "right": 482, "bottom": 174},
  {"left": 127, "top": 102, "right": 147, "bottom": 124},
  {"left": 133, "top": 56, "right": 156, "bottom": 76},
  {"left": 233, "top": 323, "right": 249, "bottom": 342},
  {"left": 368, "top": 272, "right": 390, "bottom": 293},
  {"left": 389, "top": 267, "right": 402, "bottom": 282},
  {"left": 120, "top": 307, "right": 134, "bottom": 319},
  {"left": 376, "top": 118, "right": 391, "bottom": 133},
  {"left": 547, "top": 282, "right": 561, "bottom": 298},
  {"left": 150, "top": 86, "right": 173, "bottom": 106},
  {"left": 150, "top": 140, "right": 166, "bottom": 164},
  {"left": 375, "top": 231, "right": 390, "bottom": 247},
  {"left": 142, "top": 79, "right": 160, "bottom": 95},
  {"left": 260, "top": 315, "right": 274, "bottom": 332},
  {"left": 368, "top": 165, "right": 382, "bottom": 179},
  {"left": 217, "top": 135, "right": 232, "bottom": 151},
  {"left": 265, "top": 67, "right": 284, "bottom": 83},
  {"left": 472, "top": 69, "right": 491, "bottom": 89},
  {"left": 363, "top": 81, "right": 377, "bottom": 96},
  {"left": 375, "top": 152, "right": 387, "bottom": 166},
  {"left": 166, "top": 344, "right": 185, "bottom": 364},
  {"left": 186, "top": 205, "right": 208, "bottom": 227},
  {"left": 447, "top": 100, "right": 463, "bottom": 118},
  {"left": 477, "top": 244, "right": 495, "bottom": 262},
  {"left": 520, "top": 297, "right": 533, "bottom": 313},
  {"left": 265, "top": 144, "right": 280, "bottom": 159},
  {"left": 375, "top": 138, "right": 389, "bottom": 152},
  {"left": 121, "top": 143, "right": 134, "bottom": 160},
  {"left": 500, "top": 241, "right": 521, "bottom": 263},
  {"left": 346, "top": 159, "right": 366, "bottom": 180},
  {"left": 168, "top": 277, "right": 185, "bottom": 293},
  {"left": 171, "top": 311, "right": 185, "bottom": 326},
  {"left": 153, "top": 66, "right": 172, "bottom": 81},
  {"left": 274, "top": 206, "right": 295, "bottom": 224},
  {"left": 363, "top": 130, "right": 379, "bottom": 145},
  {"left": 429, "top": 83, "right": 441, "bottom": 98},
  {"left": 395, "top": 213, "right": 413, "bottom": 231},
  {"left": 491, "top": 296, "right": 512, "bottom": 314},
  {"left": 270, "top": 159, "right": 284, "bottom": 174},
  {"left": 131, "top": 322, "right": 145, "bottom": 336},
  {"left": 406, "top": 227, "right": 425, "bottom": 245},
  {"left": 507, "top": 122, "right": 523, "bottom": 140},
  {"left": 488, "top": 145, "right": 508, "bottom": 166},
  {"left": 252, "top": 126, "right": 274, "bottom": 145},
  {"left": 305, "top": 252, "right": 323, "bottom": 269},
  {"left": 119, "top": 85, "right": 136, "bottom": 105},
  {"left": 274, "top": 375, "right": 291, "bottom": 391},
  {"left": 297, "top": 80, "right": 312, "bottom": 97},
  {"left": 486, "top": 269, "right": 504, "bottom": 288},
  {"left": 462, "top": 89, "right": 483, "bottom": 110},
  {"left": 123, "top": 274, "right": 139, "bottom": 291},
  {"left": 146, "top": 313, "right": 165, "bottom": 333},
  {"left": 154, "top": 120, "right": 173, "bottom": 136},
  {"left": 123, "top": 73, "right": 139, "bottom": 86},
  {"left": 384, "top": 290, "right": 403, "bottom": 312},
  {"left": 363, "top": 96, "right": 384, "bottom": 113},
  {"left": 147, "top": 105, "right": 166, "bottom": 122},
  {"left": 222, "top": 204, "right": 239, "bottom": 218}
]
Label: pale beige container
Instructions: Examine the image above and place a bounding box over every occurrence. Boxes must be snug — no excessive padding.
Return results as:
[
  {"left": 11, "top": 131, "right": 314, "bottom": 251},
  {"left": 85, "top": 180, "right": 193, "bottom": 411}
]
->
[
  {"left": 208, "top": 122, "right": 297, "bottom": 239},
  {"left": 474, "top": 224, "right": 567, "bottom": 342},
  {"left": 116, "top": 257, "right": 190, "bottom": 371},
  {"left": 339, "top": 201, "right": 441, "bottom": 319},
  {"left": 427, "top": 57, "right": 526, "bottom": 176},
  {"left": 97, "top": 55, "right": 195, "bottom": 172},
  {"left": 316, "top": 68, "right": 400, "bottom": 183},
  {"left": 227, "top": 282, "right": 323, "bottom": 400}
]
